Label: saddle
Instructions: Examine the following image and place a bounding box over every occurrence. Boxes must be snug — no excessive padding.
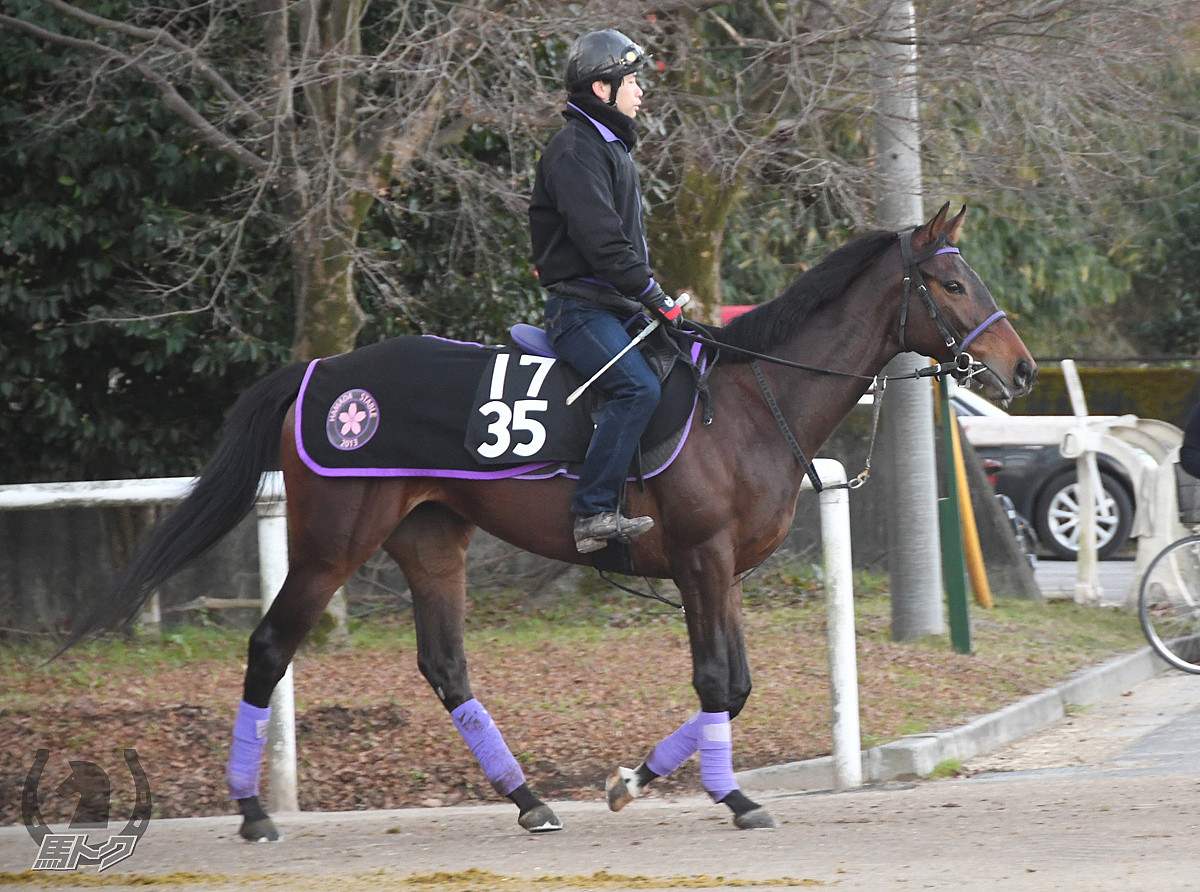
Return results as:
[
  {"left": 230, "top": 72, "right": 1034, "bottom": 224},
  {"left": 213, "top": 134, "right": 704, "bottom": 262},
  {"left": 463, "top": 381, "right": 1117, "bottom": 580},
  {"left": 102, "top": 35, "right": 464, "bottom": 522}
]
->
[{"left": 509, "top": 319, "right": 685, "bottom": 385}]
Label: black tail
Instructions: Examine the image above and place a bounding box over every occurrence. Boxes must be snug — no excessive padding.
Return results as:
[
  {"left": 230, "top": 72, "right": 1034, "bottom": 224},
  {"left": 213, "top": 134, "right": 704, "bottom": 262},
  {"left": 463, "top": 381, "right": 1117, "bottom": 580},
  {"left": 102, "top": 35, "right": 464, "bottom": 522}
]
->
[{"left": 62, "top": 363, "right": 309, "bottom": 651}]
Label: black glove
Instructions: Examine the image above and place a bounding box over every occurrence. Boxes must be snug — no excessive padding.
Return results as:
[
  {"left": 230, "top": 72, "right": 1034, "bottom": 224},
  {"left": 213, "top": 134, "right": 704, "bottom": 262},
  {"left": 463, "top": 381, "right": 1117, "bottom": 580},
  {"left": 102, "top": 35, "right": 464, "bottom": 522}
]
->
[{"left": 639, "top": 283, "right": 683, "bottom": 328}]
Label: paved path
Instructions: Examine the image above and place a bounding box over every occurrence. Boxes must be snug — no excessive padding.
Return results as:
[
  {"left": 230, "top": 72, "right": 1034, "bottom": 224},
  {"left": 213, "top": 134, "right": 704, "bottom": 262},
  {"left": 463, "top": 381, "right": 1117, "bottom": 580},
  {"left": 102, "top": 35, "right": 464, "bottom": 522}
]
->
[
  {"left": 3, "top": 672, "right": 1198, "bottom": 890},
  {"left": 1034, "top": 557, "right": 1136, "bottom": 606}
]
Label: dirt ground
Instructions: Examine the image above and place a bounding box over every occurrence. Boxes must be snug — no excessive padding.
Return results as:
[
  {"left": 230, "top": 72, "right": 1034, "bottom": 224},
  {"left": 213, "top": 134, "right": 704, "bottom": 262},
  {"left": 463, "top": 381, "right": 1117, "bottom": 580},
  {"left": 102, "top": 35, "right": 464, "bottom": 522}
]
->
[{"left": 0, "top": 591, "right": 1147, "bottom": 830}]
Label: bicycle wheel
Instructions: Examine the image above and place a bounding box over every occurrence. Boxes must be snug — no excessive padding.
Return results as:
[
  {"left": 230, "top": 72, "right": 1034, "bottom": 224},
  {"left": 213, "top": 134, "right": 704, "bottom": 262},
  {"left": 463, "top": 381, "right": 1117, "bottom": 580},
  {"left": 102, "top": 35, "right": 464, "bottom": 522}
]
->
[{"left": 1139, "top": 535, "right": 1200, "bottom": 674}]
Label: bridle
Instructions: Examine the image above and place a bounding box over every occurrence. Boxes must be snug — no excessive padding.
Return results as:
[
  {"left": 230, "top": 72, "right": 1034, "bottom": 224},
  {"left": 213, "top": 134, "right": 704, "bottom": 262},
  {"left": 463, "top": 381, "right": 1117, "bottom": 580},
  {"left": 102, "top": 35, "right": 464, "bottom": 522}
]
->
[
  {"left": 670, "top": 227, "right": 1011, "bottom": 494},
  {"left": 897, "top": 229, "right": 1007, "bottom": 385}
]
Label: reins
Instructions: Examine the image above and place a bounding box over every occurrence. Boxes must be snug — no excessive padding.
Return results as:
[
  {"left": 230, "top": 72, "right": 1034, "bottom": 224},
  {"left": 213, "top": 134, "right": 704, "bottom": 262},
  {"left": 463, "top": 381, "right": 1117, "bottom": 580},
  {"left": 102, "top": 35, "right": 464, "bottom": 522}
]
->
[{"left": 672, "top": 227, "right": 1008, "bottom": 493}]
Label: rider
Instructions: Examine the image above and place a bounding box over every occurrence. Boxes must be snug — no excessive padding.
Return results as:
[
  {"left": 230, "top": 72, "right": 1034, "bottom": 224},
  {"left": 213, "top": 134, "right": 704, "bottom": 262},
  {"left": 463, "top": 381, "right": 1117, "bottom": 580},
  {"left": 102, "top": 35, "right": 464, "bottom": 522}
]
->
[{"left": 529, "top": 28, "right": 684, "bottom": 555}]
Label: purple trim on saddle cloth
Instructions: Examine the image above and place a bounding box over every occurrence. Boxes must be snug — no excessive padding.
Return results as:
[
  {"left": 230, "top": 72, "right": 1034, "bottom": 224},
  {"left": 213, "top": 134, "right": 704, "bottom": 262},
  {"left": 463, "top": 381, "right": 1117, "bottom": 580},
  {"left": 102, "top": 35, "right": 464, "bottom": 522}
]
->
[
  {"left": 696, "top": 712, "right": 738, "bottom": 801},
  {"left": 451, "top": 698, "right": 526, "bottom": 796},
  {"left": 294, "top": 357, "right": 555, "bottom": 480},
  {"left": 227, "top": 700, "right": 271, "bottom": 800},
  {"left": 294, "top": 339, "right": 707, "bottom": 481}
]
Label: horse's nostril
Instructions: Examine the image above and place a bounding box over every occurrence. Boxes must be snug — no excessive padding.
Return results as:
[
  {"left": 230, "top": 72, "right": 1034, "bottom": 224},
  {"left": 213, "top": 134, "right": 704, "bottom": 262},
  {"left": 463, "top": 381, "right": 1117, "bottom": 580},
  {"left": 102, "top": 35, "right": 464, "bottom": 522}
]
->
[{"left": 1014, "top": 358, "right": 1037, "bottom": 393}]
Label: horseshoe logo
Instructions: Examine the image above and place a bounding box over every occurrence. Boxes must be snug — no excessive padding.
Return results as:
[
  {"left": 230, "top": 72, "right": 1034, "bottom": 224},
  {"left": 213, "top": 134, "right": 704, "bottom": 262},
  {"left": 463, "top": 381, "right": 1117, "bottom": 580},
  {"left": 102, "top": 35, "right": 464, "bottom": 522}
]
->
[{"left": 23, "top": 749, "right": 152, "bottom": 847}]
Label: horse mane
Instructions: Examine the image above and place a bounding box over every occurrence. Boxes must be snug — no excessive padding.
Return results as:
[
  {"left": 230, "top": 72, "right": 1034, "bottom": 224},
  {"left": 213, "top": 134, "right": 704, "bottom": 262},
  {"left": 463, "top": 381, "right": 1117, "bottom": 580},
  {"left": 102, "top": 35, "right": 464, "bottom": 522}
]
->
[{"left": 712, "top": 229, "right": 899, "bottom": 361}]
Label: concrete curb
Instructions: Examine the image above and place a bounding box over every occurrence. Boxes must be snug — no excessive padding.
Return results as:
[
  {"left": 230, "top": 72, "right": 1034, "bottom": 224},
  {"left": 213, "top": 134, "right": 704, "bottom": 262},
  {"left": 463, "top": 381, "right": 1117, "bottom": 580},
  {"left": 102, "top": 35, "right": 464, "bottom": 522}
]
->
[{"left": 736, "top": 646, "right": 1168, "bottom": 793}]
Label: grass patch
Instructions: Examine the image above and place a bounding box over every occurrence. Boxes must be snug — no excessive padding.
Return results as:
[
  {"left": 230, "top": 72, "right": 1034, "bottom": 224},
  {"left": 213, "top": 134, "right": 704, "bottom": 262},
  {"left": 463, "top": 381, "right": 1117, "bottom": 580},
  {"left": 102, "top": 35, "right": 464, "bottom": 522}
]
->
[{"left": 929, "top": 758, "right": 963, "bottom": 778}]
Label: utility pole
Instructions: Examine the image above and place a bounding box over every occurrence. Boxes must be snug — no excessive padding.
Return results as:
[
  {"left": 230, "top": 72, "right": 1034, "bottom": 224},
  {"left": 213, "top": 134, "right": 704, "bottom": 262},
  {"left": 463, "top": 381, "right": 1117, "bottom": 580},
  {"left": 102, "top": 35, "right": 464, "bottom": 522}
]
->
[{"left": 871, "top": 0, "right": 944, "bottom": 641}]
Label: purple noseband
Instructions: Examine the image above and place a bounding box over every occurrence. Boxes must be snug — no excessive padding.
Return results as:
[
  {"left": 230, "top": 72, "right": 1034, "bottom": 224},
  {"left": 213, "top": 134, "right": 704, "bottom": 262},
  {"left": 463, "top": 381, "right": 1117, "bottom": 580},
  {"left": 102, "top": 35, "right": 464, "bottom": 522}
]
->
[{"left": 961, "top": 310, "right": 1007, "bottom": 351}]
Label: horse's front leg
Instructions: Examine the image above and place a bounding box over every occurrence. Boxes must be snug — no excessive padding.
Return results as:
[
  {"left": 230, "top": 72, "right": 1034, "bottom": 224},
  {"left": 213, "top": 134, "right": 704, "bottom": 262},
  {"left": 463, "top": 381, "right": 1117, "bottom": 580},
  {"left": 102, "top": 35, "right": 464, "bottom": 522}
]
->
[
  {"left": 607, "top": 543, "right": 776, "bottom": 830},
  {"left": 385, "top": 503, "right": 562, "bottom": 834}
]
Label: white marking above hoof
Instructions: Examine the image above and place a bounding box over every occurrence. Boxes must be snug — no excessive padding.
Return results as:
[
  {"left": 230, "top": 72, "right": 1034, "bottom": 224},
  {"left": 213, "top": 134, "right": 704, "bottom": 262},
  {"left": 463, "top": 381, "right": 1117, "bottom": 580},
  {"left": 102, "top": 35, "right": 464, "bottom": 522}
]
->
[{"left": 605, "top": 765, "right": 642, "bottom": 812}]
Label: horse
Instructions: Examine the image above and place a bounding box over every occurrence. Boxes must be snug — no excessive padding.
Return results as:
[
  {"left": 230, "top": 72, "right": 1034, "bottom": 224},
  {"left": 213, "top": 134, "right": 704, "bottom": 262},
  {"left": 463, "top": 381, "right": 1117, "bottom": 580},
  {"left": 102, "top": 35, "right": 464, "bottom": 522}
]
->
[{"left": 71, "top": 203, "right": 1036, "bottom": 840}]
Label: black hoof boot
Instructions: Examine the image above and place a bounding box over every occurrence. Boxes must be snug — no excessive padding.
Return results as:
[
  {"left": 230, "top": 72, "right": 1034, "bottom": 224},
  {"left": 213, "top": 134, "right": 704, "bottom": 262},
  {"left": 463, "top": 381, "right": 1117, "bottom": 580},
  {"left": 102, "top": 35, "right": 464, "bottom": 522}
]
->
[
  {"left": 510, "top": 783, "right": 563, "bottom": 833},
  {"left": 237, "top": 795, "right": 281, "bottom": 842},
  {"left": 721, "top": 790, "right": 778, "bottom": 830}
]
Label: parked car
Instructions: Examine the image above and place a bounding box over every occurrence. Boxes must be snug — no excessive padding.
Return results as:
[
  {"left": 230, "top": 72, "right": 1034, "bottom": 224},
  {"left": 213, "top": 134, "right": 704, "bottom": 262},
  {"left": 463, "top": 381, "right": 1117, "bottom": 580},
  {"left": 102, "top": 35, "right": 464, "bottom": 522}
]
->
[{"left": 951, "top": 389, "right": 1135, "bottom": 560}]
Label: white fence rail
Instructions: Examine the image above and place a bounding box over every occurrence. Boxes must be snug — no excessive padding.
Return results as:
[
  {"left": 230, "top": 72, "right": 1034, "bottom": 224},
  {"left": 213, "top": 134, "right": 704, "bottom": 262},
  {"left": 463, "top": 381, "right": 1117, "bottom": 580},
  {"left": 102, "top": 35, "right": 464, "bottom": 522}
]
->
[
  {"left": 957, "top": 361, "right": 1185, "bottom": 607},
  {"left": 0, "top": 472, "right": 298, "bottom": 813}
]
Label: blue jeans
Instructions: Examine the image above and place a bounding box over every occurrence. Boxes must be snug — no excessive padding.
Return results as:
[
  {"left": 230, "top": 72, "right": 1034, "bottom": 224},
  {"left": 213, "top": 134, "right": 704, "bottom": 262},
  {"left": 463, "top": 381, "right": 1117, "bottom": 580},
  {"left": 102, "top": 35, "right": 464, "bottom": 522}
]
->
[{"left": 545, "top": 296, "right": 661, "bottom": 516}]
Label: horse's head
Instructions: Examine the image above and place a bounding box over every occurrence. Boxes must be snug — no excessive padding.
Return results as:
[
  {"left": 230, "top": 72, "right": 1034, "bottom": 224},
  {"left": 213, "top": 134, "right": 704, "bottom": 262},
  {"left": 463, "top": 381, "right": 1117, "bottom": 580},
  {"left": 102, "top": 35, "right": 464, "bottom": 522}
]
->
[{"left": 897, "top": 203, "right": 1037, "bottom": 405}]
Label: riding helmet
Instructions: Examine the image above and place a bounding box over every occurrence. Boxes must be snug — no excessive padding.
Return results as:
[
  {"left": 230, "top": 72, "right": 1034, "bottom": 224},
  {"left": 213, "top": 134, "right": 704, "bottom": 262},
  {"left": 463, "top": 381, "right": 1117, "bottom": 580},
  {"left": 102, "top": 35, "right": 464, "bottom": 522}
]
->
[{"left": 563, "top": 29, "right": 646, "bottom": 103}]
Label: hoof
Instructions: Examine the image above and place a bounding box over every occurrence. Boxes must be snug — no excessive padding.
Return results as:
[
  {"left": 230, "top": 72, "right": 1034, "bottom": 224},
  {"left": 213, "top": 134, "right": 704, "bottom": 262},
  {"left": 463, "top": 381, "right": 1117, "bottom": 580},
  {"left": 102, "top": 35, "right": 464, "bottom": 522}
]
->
[
  {"left": 237, "top": 795, "right": 281, "bottom": 842},
  {"left": 239, "top": 816, "right": 281, "bottom": 842},
  {"left": 605, "top": 765, "right": 640, "bottom": 812},
  {"left": 733, "top": 807, "right": 778, "bottom": 830},
  {"left": 519, "top": 804, "right": 563, "bottom": 833}
]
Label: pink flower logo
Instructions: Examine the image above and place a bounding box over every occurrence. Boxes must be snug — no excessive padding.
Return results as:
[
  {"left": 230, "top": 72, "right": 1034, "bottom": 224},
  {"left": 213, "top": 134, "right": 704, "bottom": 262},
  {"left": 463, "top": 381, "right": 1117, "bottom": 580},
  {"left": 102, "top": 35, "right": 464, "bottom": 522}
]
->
[
  {"left": 325, "top": 389, "right": 380, "bottom": 450},
  {"left": 339, "top": 403, "right": 367, "bottom": 436}
]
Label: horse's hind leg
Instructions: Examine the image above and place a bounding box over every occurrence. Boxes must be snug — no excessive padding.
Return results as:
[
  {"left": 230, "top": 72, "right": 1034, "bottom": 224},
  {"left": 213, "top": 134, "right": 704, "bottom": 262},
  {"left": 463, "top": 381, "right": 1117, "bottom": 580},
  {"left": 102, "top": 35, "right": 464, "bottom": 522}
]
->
[
  {"left": 383, "top": 502, "right": 562, "bottom": 833},
  {"left": 230, "top": 481, "right": 407, "bottom": 841}
]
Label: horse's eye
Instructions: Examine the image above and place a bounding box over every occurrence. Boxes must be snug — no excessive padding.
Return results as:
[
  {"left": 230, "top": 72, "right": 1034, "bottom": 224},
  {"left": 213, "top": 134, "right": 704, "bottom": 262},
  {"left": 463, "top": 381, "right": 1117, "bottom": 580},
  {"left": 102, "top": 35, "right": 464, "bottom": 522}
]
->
[{"left": 942, "top": 280, "right": 963, "bottom": 294}]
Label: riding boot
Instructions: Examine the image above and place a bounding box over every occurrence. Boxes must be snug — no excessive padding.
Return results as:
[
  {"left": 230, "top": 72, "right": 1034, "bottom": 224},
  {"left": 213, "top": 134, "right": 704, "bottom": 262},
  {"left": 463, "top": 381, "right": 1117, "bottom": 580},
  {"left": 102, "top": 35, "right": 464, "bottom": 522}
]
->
[{"left": 574, "top": 511, "right": 654, "bottom": 553}]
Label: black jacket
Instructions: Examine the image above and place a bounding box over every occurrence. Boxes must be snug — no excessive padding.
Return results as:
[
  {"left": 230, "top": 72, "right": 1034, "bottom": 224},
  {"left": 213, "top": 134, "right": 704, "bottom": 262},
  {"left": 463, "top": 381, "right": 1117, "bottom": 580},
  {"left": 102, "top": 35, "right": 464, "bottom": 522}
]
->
[{"left": 529, "top": 103, "right": 653, "bottom": 299}]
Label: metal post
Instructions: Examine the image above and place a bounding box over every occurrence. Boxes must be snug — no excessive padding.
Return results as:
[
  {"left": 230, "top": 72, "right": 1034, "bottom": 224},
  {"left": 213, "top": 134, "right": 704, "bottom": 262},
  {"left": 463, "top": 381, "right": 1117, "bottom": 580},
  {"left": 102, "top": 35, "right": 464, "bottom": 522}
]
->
[
  {"left": 256, "top": 496, "right": 299, "bottom": 814},
  {"left": 812, "top": 460, "right": 862, "bottom": 790},
  {"left": 938, "top": 378, "right": 972, "bottom": 654}
]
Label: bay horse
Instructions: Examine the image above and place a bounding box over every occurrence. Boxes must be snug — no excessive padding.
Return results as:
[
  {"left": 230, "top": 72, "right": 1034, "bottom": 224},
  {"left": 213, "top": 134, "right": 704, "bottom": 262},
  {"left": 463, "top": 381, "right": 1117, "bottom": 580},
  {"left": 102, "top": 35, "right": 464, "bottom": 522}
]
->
[{"left": 72, "top": 204, "right": 1035, "bottom": 840}]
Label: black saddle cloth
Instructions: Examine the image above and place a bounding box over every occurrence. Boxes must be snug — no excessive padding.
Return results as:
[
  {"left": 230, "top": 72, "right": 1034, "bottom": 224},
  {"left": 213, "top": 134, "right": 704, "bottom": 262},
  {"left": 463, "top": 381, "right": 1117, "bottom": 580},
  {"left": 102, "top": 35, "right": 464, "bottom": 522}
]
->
[{"left": 295, "top": 334, "right": 701, "bottom": 477}]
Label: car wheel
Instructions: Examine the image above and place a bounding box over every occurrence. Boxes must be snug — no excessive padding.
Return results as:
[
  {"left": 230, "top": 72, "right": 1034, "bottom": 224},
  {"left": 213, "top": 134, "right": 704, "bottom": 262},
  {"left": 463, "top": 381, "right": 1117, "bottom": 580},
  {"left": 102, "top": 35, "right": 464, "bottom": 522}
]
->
[{"left": 1033, "top": 470, "right": 1135, "bottom": 560}]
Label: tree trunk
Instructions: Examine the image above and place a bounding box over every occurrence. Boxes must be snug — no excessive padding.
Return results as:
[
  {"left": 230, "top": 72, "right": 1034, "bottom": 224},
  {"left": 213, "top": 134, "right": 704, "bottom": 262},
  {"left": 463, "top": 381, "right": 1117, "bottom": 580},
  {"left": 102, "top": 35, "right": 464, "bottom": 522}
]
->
[
  {"left": 289, "top": 221, "right": 367, "bottom": 362},
  {"left": 649, "top": 165, "right": 741, "bottom": 325},
  {"left": 871, "top": 0, "right": 945, "bottom": 641}
]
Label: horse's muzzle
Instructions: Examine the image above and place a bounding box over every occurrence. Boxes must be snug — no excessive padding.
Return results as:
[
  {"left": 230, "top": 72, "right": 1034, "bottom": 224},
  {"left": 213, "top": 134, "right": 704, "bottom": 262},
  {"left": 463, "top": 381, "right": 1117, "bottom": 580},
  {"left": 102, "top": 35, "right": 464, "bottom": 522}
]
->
[{"left": 1012, "top": 357, "right": 1037, "bottom": 397}]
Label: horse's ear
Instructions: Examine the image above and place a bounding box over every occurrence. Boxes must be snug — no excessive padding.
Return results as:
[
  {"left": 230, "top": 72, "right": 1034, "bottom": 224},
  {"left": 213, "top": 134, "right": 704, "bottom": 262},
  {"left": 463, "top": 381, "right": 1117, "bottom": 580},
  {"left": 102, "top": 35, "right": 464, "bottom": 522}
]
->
[
  {"left": 944, "top": 205, "right": 967, "bottom": 244},
  {"left": 912, "top": 201, "right": 952, "bottom": 248}
]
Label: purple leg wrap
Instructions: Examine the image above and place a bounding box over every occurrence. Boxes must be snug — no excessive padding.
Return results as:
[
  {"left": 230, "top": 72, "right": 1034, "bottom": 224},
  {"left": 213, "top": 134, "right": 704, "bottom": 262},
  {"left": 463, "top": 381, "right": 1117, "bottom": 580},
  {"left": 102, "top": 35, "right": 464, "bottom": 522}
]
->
[
  {"left": 227, "top": 700, "right": 271, "bottom": 800},
  {"left": 451, "top": 699, "right": 526, "bottom": 796},
  {"left": 696, "top": 711, "right": 738, "bottom": 801},
  {"left": 647, "top": 711, "right": 739, "bottom": 800},
  {"left": 646, "top": 711, "right": 701, "bottom": 776}
]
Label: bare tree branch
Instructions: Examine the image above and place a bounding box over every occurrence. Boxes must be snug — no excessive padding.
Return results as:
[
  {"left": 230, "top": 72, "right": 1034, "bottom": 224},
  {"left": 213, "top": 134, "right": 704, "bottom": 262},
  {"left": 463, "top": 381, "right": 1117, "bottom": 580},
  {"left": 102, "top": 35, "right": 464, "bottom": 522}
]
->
[
  {"left": 34, "top": 0, "right": 270, "bottom": 135},
  {"left": 0, "top": 10, "right": 271, "bottom": 175}
]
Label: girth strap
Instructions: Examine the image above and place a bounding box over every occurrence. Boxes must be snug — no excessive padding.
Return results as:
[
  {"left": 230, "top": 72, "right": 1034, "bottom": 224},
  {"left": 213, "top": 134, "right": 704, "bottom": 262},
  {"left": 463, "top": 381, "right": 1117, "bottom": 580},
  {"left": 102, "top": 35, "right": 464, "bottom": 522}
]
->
[{"left": 750, "top": 360, "right": 825, "bottom": 493}]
